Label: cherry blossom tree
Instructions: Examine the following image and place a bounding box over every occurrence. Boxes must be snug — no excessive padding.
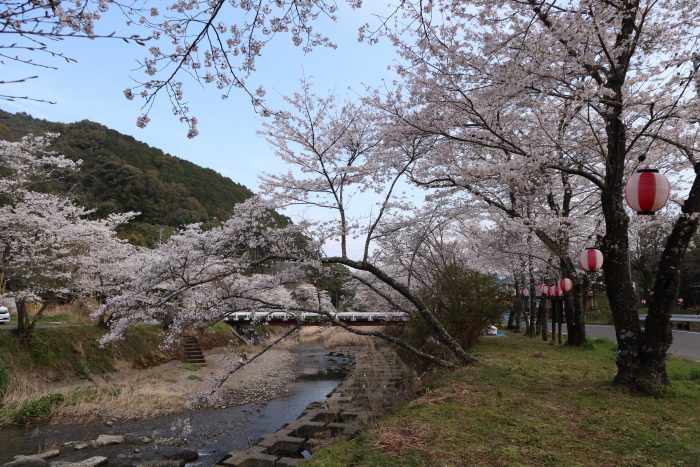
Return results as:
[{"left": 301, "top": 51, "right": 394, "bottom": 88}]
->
[
  {"left": 98, "top": 197, "right": 311, "bottom": 344},
  {"left": 0, "top": 135, "right": 141, "bottom": 339},
  {"left": 371, "top": 0, "right": 700, "bottom": 392},
  {"left": 259, "top": 84, "right": 476, "bottom": 365},
  {"left": 2, "top": 0, "right": 365, "bottom": 135}
]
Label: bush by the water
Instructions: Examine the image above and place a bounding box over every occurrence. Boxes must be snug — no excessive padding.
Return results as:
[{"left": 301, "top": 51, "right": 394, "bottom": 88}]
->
[
  {"left": 422, "top": 265, "right": 506, "bottom": 349},
  {"left": 11, "top": 393, "right": 64, "bottom": 425}
]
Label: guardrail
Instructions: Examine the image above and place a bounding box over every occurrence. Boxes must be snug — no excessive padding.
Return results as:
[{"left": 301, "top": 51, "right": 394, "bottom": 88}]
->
[
  {"left": 225, "top": 311, "right": 410, "bottom": 324},
  {"left": 639, "top": 314, "right": 700, "bottom": 323}
]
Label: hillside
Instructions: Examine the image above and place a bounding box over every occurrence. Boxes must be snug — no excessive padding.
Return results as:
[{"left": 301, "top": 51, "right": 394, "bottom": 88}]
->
[{"left": 0, "top": 110, "right": 257, "bottom": 245}]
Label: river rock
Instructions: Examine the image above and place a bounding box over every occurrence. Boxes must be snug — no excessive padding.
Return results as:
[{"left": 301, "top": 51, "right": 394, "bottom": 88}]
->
[
  {"left": 165, "top": 450, "right": 198, "bottom": 463},
  {"left": 49, "top": 457, "right": 107, "bottom": 467},
  {"left": 135, "top": 461, "right": 184, "bottom": 467},
  {"left": 69, "top": 441, "right": 91, "bottom": 451},
  {"left": 95, "top": 434, "right": 124, "bottom": 446},
  {"left": 2, "top": 455, "right": 49, "bottom": 467},
  {"left": 34, "top": 452, "right": 60, "bottom": 461}
]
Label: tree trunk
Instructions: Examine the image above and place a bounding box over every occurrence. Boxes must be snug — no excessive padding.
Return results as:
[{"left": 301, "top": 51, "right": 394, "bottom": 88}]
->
[
  {"left": 526, "top": 263, "right": 537, "bottom": 336},
  {"left": 16, "top": 298, "right": 47, "bottom": 343},
  {"left": 562, "top": 260, "right": 586, "bottom": 346},
  {"left": 615, "top": 171, "right": 700, "bottom": 393},
  {"left": 324, "top": 256, "right": 476, "bottom": 365},
  {"left": 600, "top": 69, "right": 665, "bottom": 392},
  {"left": 507, "top": 300, "right": 517, "bottom": 329},
  {"left": 16, "top": 298, "right": 31, "bottom": 340},
  {"left": 540, "top": 298, "right": 548, "bottom": 341}
]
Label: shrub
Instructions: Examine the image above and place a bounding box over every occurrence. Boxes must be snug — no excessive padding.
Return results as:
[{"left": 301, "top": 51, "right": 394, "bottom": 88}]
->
[
  {"left": 422, "top": 264, "right": 506, "bottom": 349},
  {"left": 12, "top": 393, "right": 64, "bottom": 425}
]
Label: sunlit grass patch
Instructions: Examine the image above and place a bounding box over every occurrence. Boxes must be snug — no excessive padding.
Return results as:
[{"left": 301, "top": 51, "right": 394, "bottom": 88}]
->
[{"left": 308, "top": 333, "right": 700, "bottom": 466}]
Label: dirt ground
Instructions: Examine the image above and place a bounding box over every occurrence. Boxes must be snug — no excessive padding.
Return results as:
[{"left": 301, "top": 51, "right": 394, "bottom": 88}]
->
[{"left": 43, "top": 345, "right": 299, "bottom": 424}]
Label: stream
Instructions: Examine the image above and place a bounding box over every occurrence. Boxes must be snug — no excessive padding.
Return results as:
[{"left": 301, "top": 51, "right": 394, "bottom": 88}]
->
[{"left": 0, "top": 342, "right": 351, "bottom": 465}]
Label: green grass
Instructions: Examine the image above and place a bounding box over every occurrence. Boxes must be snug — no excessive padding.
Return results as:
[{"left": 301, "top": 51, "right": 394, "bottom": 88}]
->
[
  {"left": 63, "top": 386, "right": 121, "bottom": 406},
  {"left": 309, "top": 334, "right": 700, "bottom": 466},
  {"left": 0, "top": 326, "right": 117, "bottom": 377},
  {"left": 180, "top": 363, "right": 204, "bottom": 372},
  {"left": 10, "top": 393, "right": 64, "bottom": 425},
  {"left": 0, "top": 324, "right": 175, "bottom": 384}
]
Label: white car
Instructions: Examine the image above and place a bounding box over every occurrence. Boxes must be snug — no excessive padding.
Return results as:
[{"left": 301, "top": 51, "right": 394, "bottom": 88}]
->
[{"left": 0, "top": 306, "right": 10, "bottom": 324}]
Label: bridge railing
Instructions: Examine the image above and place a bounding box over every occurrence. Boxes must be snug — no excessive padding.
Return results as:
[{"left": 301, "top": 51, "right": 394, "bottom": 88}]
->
[
  {"left": 638, "top": 314, "right": 700, "bottom": 323},
  {"left": 225, "top": 310, "right": 410, "bottom": 324}
]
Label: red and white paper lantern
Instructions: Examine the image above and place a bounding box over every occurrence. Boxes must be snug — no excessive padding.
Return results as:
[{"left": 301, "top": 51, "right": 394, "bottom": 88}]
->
[
  {"left": 559, "top": 278, "right": 573, "bottom": 293},
  {"left": 519, "top": 287, "right": 529, "bottom": 297},
  {"left": 579, "top": 248, "right": 604, "bottom": 272},
  {"left": 538, "top": 283, "right": 548, "bottom": 295},
  {"left": 547, "top": 285, "right": 563, "bottom": 298},
  {"left": 625, "top": 169, "right": 670, "bottom": 215}
]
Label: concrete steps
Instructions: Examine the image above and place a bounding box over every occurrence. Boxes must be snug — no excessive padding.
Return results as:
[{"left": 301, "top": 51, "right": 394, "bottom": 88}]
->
[
  {"left": 182, "top": 335, "right": 206, "bottom": 364},
  {"left": 217, "top": 344, "right": 411, "bottom": 466}
]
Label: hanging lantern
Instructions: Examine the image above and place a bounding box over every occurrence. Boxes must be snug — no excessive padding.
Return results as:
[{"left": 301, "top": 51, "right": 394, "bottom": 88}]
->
[
  {"left": 519, "top": 287, "right": 529, "bottom": 297},
  {"left": 538, "top": 283, "right": 548, "bottom": 295},
  {"left": 559, "top": 278, "right": 573, "bottom": 293},
  {"left": 625, "top": 169, "right": 670, "bottom": 215},
  {"left": 547, "top": 285, "right": 563, "bottom": 298},
  {"left": 579, "top": 248, "right": 604, "bottom": 272}
]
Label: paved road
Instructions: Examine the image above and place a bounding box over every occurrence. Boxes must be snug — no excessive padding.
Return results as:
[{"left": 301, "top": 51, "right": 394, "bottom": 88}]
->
[{"left": 582, "top": 324, "right": 700, "bottom": 362}]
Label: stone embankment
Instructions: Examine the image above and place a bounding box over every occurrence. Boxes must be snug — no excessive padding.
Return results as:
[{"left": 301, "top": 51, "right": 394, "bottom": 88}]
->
[
  {"left": 1, "top": 434, "right": 197, "bottom": 467},
  {"left": 217, "top": 343, "right": 413, "bottom": 466}
]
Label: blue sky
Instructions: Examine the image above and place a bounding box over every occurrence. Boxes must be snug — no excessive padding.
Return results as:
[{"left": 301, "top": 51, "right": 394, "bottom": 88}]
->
[{"left": 2, "top": 3, "right": 397, "bottom": 192}]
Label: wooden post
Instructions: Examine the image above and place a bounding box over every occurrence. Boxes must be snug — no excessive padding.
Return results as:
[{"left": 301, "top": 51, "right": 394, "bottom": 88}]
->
[
  {"left": 542, "top": 295, "right": 550, "bottom": 341},
  {"left": 557, "top": 299, "right": 563, "bottom": 344},
  {"left": 550, "top": 299, "right": 556, "bottom": 343}
]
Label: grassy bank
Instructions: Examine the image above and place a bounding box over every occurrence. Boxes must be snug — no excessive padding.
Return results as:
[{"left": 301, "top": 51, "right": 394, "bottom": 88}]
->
[
  {"left": 0, "top": 321, "right": 234, "bottom": 426},
  {"left": 309, "top": 334, "right": 700, "bottom": 466}
]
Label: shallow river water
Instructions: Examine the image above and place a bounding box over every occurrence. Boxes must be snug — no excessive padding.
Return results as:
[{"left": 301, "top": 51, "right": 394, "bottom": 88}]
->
[{"left": 0, "top": 342, "right": 351, "bottom": 465}]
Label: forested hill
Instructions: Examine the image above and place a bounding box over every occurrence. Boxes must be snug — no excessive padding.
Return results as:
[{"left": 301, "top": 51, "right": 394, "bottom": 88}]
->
[{"left": 0, "top": 110, "right": 256, "bottom": 245}]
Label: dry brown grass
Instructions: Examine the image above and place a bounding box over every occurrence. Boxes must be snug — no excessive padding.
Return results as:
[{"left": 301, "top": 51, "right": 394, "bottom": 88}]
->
[
  {"left": 52, "top": 383, "right": 182, "bottom": 422},
  {"left": 323, "top": 329, "right": 376, "bottom": 348},
  {"left": 1, "top": 371, "right": 52, "bottom": 408},
  {"left": 409, "top": 382, "right": 472, "bottom": 406},
  {"left": 35, "top": 439, "right": 62, "bottom": 454},
  {"left": 24, "top": 298, "right": 98, "bottom": 323},
  {"left": 370, "top": 423, "right": 434, "bottom": 455}
]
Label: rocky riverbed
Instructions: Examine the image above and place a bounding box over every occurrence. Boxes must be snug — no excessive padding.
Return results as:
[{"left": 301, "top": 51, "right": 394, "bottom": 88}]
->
[{"left": 0, "top": 342, "right": 352, "bottom": 466}]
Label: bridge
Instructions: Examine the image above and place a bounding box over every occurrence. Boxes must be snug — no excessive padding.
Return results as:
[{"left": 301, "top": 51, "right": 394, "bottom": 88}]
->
[{"left": 224, "top": 311, "right": 410, "bottom": 327}]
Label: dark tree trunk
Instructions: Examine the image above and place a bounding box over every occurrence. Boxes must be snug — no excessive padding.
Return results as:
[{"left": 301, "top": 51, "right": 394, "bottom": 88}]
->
[
  {"left": 507, "top": 300, "right": 517, "bottom": 329},
  {"left": 562, "top": 260, "right": 586, "bottom": 346},
  {"left": 526, "top": 262, "right": 537, "bottom": 336},
  {"left": 540, "top": 297, "right": 548, "bottom": 341},
  {"left": 16, "top": 298, "right": 31, "bottom": 340},
  {"left": 601, "top": 106, "right": 649, "bottom": 391},
  {"left": 15, "top": 298, "right": 47, "bottom": 343},
  {"left": 508, "top": 275, "right": 519, "bottom": 329},
  {"left": 613, "top": 170, "right": 700, "bottom": 393},
  {"left": 599, "top": 64, "right": 670, "bottom": 392},
  {"left": 324, "top": 256, "right": 476, "bottom": 365}
]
